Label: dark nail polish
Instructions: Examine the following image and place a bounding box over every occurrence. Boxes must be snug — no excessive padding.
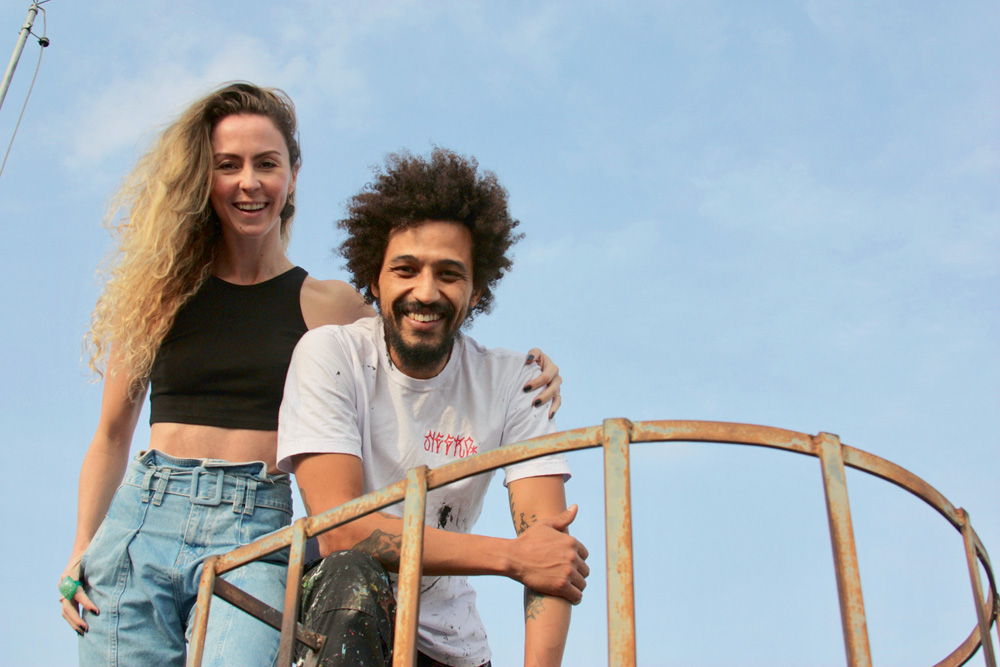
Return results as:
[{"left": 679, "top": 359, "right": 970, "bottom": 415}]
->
[
  {"left": 526, "top": 354, "right": 535, "bottom": 362},
  {"left": 523, "top": 385, "right": 532, "bottom": 393},
  {"left": 533, "top": 399, "right": 542, "bottom": 407}
]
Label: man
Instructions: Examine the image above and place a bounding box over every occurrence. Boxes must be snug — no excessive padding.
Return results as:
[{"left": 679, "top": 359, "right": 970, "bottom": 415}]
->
[{"left": 276, "top": 148, "right": 588, "bottom": 667}]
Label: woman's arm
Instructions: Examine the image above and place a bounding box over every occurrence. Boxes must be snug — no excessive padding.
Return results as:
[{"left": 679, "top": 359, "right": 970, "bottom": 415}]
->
[
  {"left": 60, "top": 364, "right": 146, "bottom": 634},
  {"left": 300, "top": 278, "right": 375, "bottom": 329}
]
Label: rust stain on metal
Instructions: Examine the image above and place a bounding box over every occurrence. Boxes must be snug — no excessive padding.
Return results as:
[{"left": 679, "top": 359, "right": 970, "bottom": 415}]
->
[
  {"left": 603, "top": 418, "right": 637, "bottom": 667},
  {"left": 960, "top": 509, "right": 997, "bottom": 667},
  {"left": 212, "top": 578, "right": 325, "bottom": 652},
  {"left": 393, "top": 466, "right": 429, "bottom": 667},
  {"left": 816, "top": 432, "right": 872, "bottom": 667},
  {"left": 630, "top": 420, "right": 816, "bottom": 457},
  {"left": 277, "top": 520, "right": 308, "bottom": 666},
  {"left": 187, "top": 555, "right": 217, "bottom": 667}
]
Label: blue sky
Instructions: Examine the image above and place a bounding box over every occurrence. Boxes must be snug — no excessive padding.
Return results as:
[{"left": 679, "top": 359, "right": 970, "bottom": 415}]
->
[{"left": 0, "top": 1, "right": 996, "bottom": 665}]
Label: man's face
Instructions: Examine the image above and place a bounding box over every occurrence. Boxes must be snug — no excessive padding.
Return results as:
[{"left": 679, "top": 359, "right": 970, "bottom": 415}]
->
[{"left": 372, "top": 220, "right": 482, "bottom": 379}]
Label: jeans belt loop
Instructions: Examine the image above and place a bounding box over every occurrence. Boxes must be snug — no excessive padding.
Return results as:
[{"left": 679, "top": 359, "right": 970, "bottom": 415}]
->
[
  {"left": 232, "top": 477, "right": 246, "bottom": 514},
  {"left": 152, "top": 468, "right": 171, "bottom": 506},
  {"left": 140, "top": 468, "right": 155, "bottom": 504},
  {"left": 244, "top": 478, "right": 258, "bottom": 515},
  {"left": 190, "top": 467, "right": 225, "bottom": 506}
]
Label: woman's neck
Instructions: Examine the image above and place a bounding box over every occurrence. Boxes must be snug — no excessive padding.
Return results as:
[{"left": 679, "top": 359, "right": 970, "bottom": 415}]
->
[{"left": 212, "top": 233, "right": 294, "bottom": 285}]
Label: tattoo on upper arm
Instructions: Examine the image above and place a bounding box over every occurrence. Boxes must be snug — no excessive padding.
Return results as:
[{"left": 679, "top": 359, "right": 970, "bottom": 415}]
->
[{"left": 524, "top": 588, "right": 546, "bottom": 621}]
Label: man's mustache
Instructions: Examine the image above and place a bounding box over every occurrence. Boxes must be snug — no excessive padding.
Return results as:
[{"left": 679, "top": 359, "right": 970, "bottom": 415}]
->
[{"left": 392, "top": 299, "right": 455, "bottom": 320}]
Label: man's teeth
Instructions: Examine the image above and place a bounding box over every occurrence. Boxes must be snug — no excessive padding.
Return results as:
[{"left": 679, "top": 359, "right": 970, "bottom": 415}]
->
[
  {"left": 409, "top": 312, "right": 442, "bottom": 323},
  {"left": 235, "top": 202, "right": 267, "bottom": 211}
]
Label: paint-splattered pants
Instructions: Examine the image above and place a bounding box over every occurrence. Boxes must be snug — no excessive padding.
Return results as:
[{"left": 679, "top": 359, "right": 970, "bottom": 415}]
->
[
  {"left": 295, "top": 551, "right": 396, "bottom": 666},
  {"left": 295, "top": 551, "right": 492, "bottom": 667}
]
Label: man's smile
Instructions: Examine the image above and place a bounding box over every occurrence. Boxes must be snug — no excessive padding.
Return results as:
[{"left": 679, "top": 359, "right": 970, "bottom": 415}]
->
[{"left": 408, "top": 312, "right": 443, "bottom": 323}]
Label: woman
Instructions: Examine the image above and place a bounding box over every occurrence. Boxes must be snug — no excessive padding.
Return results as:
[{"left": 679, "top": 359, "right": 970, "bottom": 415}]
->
[{"left": 58, "top": 82, "right": 562, "bottom": 666}]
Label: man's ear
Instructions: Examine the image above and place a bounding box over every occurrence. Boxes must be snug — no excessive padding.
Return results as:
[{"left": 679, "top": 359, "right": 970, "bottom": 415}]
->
[
  {"left": 371, "top": 282, "right": 380, "bottom": 300},
  {"left": 470, "top": 288, "right": 483, "bottom": 310}
]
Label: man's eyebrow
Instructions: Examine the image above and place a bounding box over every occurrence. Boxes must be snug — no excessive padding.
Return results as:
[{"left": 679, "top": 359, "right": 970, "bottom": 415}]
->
[
  {"left": 386, "top": 255, "right": 469, "bottom": 272},
  {"left": 436, "top": 259, "right": 470, "bottom": 272},
  {"left": 386, "top": 254, "right": 418, "bottom": 263}
]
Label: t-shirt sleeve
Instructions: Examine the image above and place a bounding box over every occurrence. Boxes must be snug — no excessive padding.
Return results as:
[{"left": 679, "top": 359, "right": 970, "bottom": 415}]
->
[
  {"left": 276, "top": 327, "right": 364, "bottom": 473},
  {"left": 501, "top": 360, "right": 571, "bottom": 486}
]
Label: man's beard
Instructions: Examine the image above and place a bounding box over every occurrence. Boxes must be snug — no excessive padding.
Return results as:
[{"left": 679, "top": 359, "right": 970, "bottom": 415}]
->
[{"left": 381, "top": 298, "right": 460, "bottom": 375}]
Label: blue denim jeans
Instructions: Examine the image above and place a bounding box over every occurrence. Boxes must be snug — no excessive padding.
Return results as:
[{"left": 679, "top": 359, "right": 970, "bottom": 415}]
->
[{"left": 78, "top": 450, "right": 293, "bottom": 667}]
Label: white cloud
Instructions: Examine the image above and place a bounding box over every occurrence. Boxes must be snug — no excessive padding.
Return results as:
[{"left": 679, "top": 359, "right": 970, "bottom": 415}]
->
[{"left": 57, "top": 28, "right": 372, "bottom": 170}]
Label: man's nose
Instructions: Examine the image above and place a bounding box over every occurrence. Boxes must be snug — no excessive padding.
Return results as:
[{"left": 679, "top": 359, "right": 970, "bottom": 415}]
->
[{"left": 411, "top": 270, "right": 441, "bottom": 303}]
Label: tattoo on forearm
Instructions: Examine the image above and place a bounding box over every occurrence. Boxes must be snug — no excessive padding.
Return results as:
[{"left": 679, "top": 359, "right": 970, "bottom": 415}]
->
[
  {"left": 352, "top": 528, "right": 402, "bottom": 568},
  {"left": 509, "top": 496, "right": 538, "bottom": 536},
  {"left": 524, "top": 588, "right": 546, "bottom": 621}
]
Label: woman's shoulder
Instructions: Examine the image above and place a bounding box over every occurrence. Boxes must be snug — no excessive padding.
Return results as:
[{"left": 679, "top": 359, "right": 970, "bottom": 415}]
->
[{"left": 299, "top": 275, "right": 375, "bottom": 328}]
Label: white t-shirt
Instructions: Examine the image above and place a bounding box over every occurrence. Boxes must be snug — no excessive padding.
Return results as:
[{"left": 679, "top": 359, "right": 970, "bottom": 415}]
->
[{"left": 277, "top": 316, "right": 569, "bottom": 666}]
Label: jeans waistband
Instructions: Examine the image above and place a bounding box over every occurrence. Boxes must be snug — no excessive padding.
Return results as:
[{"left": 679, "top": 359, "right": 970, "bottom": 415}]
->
[{"left": 122, "top": 450, "right": 293, "bottom": 515}]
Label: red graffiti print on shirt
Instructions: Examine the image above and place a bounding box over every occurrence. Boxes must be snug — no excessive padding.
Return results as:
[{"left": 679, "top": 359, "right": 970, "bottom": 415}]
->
[{"left": 423, "top": 430, "right": 477, "bottom": 458}]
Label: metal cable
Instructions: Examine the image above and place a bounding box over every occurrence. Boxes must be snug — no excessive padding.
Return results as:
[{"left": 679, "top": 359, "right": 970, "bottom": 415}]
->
[{"left": 0, "top": 3, "right": 48, "bottom": 183}]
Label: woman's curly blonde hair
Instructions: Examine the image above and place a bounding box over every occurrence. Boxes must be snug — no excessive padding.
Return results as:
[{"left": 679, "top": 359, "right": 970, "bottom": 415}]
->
[{"left": 86, "top": 82, "right": 302, "bottom": 398}]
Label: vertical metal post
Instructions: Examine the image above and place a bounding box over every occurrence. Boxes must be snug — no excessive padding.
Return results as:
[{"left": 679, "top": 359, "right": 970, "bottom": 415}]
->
[
  {"left": 603, "top": 418, "right": 636, "bottom": 667},
  {"left": 277, "top": 520, "right": 308, "bottom": 666},
  {"left": 0, "top": 2, "right": 39, "bottom": 112},
  {"left": 187, "top": 556, "right": 217, "bottom": 667},
  {"left": 959, "top": 509, "right": 997, "bottom": 667},
  {"left": 816, "top": 432, "right": 872, "bottom": 667},
  {"left": 393, "top": 466, "right": 429, "bottom": 667}
]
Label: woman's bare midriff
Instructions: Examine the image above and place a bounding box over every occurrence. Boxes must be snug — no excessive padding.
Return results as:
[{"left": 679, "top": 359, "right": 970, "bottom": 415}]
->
[{"left": 149, "top": 423, "right": 280, "bottom": 473}]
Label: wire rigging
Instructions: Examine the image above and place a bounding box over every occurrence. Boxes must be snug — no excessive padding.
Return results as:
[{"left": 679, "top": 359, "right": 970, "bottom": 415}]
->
[{"left": 0, "top": 2, "right": 50, "bottom": 183}]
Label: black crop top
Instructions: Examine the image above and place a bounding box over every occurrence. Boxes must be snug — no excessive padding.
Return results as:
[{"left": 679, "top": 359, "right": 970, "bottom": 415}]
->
[{"left": 149, "top": 266, "right": 309, "bottom": 430}]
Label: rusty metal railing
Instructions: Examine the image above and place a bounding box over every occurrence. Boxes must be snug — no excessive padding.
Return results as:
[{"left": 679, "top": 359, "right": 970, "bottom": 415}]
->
[{"left": 187, "top": 419, "right": 999, "bottom": 667}]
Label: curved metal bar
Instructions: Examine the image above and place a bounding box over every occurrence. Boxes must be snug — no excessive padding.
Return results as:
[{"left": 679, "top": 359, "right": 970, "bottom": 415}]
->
[
  {"left": 841, "top": 446, "right": 961, "bottom": 528},
  {"left": 629, "top": 420, "right": 817, "bottom": 456},
  {"left": 188, "top": 419, "right": 997, "bottom": 667}
]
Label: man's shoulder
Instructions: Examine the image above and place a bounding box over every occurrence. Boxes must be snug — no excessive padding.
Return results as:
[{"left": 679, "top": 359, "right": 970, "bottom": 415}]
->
[
  {"left": 302, "top": 316, "right": 378, "bottom": 344},
  {"left": 293, "top": 317, "right": 380, "bottom": 364},
  {"left": 459, "top": 333, "right": 524, "bottom": 364},
  {"left": 457, "top": 334, "right": 537, "bottom": 385}
]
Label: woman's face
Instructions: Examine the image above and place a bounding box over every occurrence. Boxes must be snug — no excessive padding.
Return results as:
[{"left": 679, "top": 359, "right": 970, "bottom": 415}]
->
[{"left": 209, "top": 113, "right": 297, "bottom": 245}]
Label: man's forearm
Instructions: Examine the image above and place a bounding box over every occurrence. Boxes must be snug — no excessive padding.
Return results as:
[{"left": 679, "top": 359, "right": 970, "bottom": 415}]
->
[
  {"left": 323, "top": 509, "right": 511, "bottom": 578},
  {"left": 524, "top": 588, "right": 571, "bottom": 667},
  {"left": 296, "top": 454, "right": 587, "bottom": 602},
  {"left": 297, "top": 456, "right": 510, "bottom": 576}
]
